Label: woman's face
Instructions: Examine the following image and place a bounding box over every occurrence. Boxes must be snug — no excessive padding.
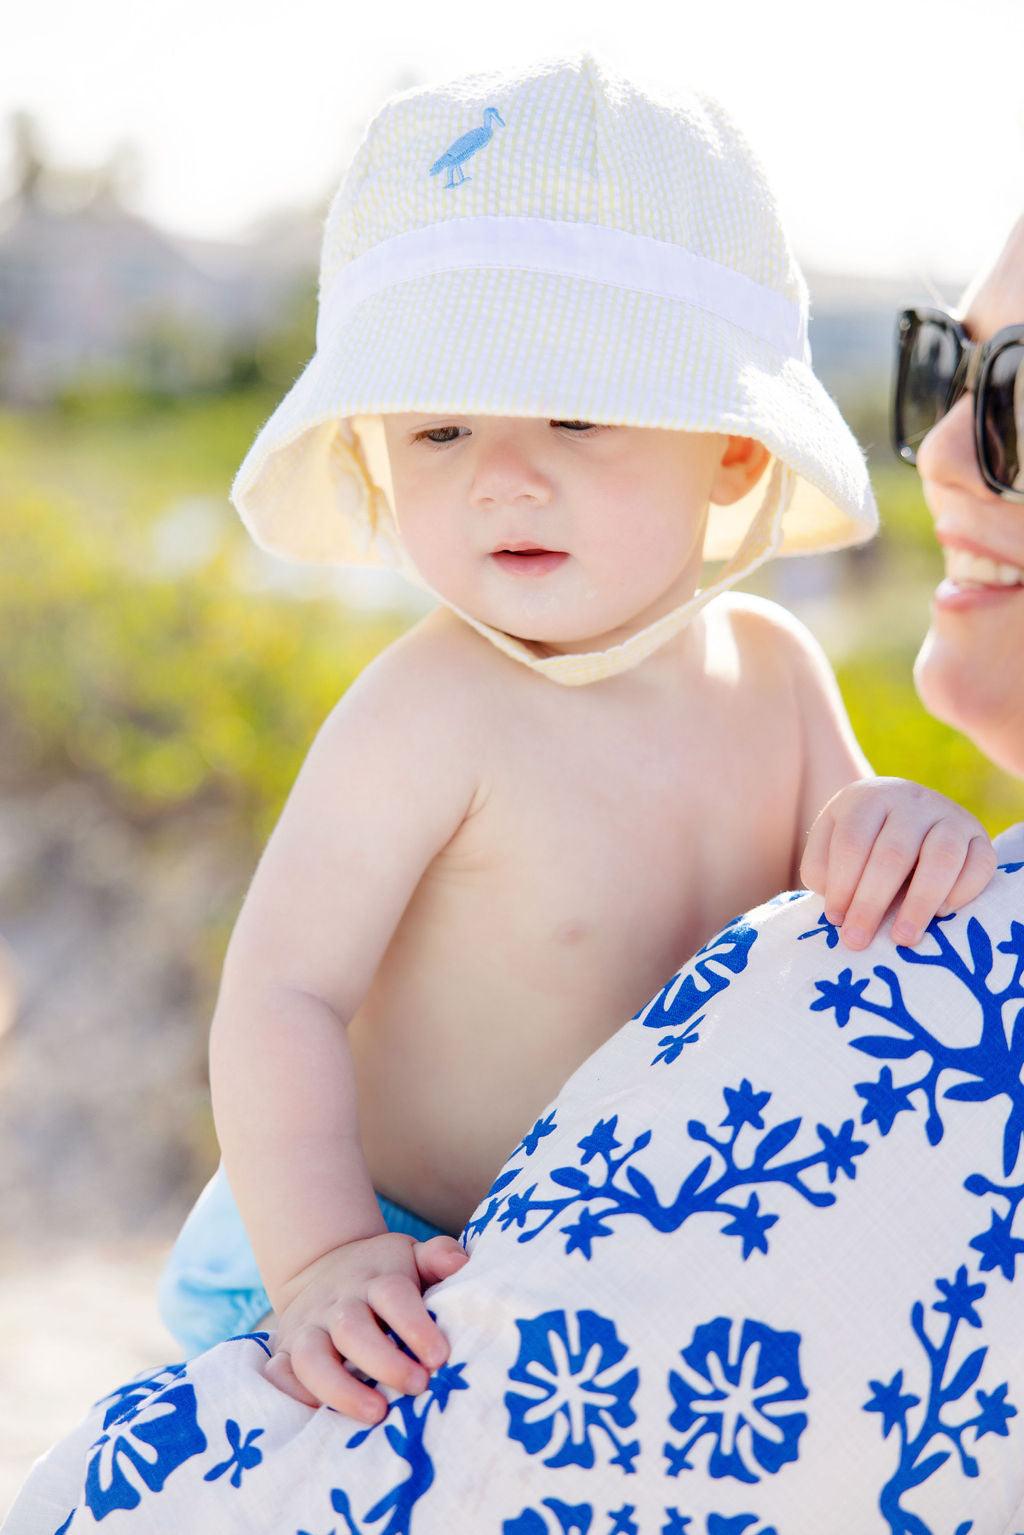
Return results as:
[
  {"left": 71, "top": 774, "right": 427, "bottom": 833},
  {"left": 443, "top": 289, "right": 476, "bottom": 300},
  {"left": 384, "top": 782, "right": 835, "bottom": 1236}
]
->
[{"left": 912, "top": 214, "right": 1024, "bottom": 777}]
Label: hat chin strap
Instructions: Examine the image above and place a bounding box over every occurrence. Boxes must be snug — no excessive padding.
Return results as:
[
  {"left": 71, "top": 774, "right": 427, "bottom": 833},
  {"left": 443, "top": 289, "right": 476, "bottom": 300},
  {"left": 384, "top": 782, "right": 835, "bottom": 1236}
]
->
[
  {"left": 349, "top": 413, "right": 792, "bottom": 686},
  {"left": 386, "top": 460, "right": 791, "bottom": 685}
]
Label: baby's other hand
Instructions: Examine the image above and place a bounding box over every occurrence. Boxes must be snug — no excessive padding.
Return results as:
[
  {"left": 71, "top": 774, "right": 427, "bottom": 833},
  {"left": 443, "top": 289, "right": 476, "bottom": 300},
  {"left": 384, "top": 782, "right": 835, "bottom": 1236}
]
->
[
  {"left": 800, "top": 776, "right": 997, "bottom": 951},
  {"left": 262, "top": 1231, "right": 469, "bottom": 1422}
]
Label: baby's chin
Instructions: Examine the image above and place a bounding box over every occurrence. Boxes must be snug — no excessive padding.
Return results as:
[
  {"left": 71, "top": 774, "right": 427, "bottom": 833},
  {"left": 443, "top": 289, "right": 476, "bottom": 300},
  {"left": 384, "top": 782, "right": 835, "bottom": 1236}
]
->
[{"left": 472, "top": 604, "right": 650, "bottom": 652}]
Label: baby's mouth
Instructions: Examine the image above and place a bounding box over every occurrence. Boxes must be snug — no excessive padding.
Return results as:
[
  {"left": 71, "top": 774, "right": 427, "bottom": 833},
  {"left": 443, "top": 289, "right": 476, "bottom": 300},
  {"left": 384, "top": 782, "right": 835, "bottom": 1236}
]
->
[{"left": 490, "top": 544, "right": 569, "bottom": 576}]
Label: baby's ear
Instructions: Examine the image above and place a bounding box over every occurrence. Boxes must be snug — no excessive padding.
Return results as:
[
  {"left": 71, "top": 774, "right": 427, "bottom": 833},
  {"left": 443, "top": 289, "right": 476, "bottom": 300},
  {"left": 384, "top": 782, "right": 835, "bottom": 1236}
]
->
[{"left": 709, "top": 435, "right": 771, "bottom": 506}]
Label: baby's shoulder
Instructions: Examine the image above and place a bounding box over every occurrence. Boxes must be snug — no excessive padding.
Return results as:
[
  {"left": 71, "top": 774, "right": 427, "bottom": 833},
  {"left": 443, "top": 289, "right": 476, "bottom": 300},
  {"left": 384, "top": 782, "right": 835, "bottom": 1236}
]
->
[
  {"left": 707, "top": 591, "right": 828, "bottom": 689},
  {"left": 323, "top": 605, "right": 503, "bottom": 750}
]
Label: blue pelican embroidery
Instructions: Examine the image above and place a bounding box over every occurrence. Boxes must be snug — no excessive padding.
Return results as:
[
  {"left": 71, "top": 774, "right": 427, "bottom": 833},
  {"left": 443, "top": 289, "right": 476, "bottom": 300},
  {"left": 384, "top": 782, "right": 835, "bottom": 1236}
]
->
[{"left": 429, "top": 107, "right": 506, "bottom": 188}]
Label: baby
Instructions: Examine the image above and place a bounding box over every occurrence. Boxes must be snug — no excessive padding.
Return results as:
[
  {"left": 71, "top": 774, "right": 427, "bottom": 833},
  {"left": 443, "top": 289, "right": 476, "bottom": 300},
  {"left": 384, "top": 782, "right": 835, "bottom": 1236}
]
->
[{"left": 159, "top": 52, "right": 997, "bottom": 1429}]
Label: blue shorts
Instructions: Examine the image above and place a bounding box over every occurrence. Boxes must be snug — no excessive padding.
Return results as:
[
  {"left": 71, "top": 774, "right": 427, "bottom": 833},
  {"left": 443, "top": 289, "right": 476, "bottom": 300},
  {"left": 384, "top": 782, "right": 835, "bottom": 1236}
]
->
[{"left": 158, "top": 1161, "right": 450, "bottom": 1358}]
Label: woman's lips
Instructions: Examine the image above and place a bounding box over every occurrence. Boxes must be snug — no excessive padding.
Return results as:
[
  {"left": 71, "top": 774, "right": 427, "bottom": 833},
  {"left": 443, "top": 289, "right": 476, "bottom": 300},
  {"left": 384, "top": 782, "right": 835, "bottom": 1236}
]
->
[
  {"left": 490, "top": 550, "right": 569, "bottom": 577},
  {"left": 933, "top": 578, "right": 1024, "bottom": 612}
]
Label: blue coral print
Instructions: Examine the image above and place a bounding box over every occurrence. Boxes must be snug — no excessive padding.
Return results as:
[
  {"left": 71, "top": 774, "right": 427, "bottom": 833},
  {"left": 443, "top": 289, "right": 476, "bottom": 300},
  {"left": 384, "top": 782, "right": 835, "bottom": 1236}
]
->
[
  {"left": 475, "top": 1085, "right": 866, "bottom": 1261},
  {"left": 809, "top": 910, "right": 1024, "bottom": 1170},
  {"left": 505, "top": 1308, "right": 640, "bottom": 1473},
  {"left": 465, "top": 1108, "right": 560, "bottom": 1243},
  {"left": 324, "top": 1323, "right": 470, "bottom": 1535},
  {"left": 12, "top": 856, "right": 1024, "bottom": 1533},
  {"left": 666, "top": 1317, "right": 807, "bottom": 1483},
  {"left": 866, "top": 1267, "right": 1017, "bottom": 1532}
]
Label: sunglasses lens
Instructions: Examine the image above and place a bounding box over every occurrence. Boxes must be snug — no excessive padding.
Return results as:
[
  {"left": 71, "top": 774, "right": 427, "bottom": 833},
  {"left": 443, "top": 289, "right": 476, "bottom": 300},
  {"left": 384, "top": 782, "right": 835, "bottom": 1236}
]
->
[
  {"left": 897, "top": 315, "right": 961, "bottom": 457},
  {"left": 980, "top": 341, "right": 1024, "bottom": 492}
]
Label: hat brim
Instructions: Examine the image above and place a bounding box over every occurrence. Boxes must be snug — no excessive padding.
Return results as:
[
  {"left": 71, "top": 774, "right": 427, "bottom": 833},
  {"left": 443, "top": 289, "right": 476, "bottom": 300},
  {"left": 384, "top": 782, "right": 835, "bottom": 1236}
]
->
[{"left": 230, "top": 264, "right": 877, "bottom": 571}]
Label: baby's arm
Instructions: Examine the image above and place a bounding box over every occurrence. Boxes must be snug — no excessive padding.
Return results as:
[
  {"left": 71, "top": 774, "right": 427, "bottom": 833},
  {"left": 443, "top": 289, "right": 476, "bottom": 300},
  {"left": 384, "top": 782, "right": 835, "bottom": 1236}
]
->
[
  {"left": 772, "top": 603, "right": 997, "bottom": 948},
  {"left": 208, "top": 629, "right": 481, "bottom": 1417}
]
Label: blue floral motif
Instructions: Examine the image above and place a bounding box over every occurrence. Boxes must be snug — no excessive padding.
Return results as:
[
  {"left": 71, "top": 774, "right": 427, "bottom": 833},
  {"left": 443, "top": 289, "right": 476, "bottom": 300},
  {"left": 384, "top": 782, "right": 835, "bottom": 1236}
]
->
[
  {"left": 809, "top": 913, "right": 1024, "bottom": 1172},
  {"left": 665, "top": 1317, "right": 807, "bottom": 1484},
  {"left": 705, "top": 1518, "right": 778, "bottom": 1535},
  {"left": 865, "top": 1269, "right": 1017, "bottom": 1532},
  {"left": 632, "top": 916, "right": 758, "bottom": 1067},
  {"left": 797, "top": 910, "right": 841, "bottom": 948},
  {"left": 203, "top": 1418, "right": 264, "bottom": 1488},
  {"left": 505, "top": 1308, "right": 640, "bottom": 1473},
  {"left": 809, "top": 968, "right": 872, "bottom": 1027},
  {"left": 963, "top": 1170, "right": 1024, "bottom": 1280},
  {"left": 721, "top": 1080, "right": 772, "bottom": 1132},
  {"left": 224, "top": 1329, "right": 272, "bottom": 1357},
  {"left": 83, "top": 1380, "right": 207, "bottom": 1518},
  {"left": 855, "top": 1067, "right": 917, "bottom": 1136},
  {"left": 464, "top": 1111, "right": 560, "bottom": 1241},
  {"left": 606, "top": 1509, "right": 638, "bottom": 1535},
  {"left": 481, "top": 1085, "right": 867, "bottom": 1262},
  {"left": 501, "top": 1502, "right": 642, "bottom": 1535},
  {"left": 93, "top": 1363, "right": 188, "bottom": 1429},
  {"left": 502, "top": 1498, "right": 594, "bottom": 1534},
  {"left": 520, "top": 1110, "right": 559, "bottom": 1156},
  {"left": 304, "top": 1343, "right": 468, "bottom": 1535}
]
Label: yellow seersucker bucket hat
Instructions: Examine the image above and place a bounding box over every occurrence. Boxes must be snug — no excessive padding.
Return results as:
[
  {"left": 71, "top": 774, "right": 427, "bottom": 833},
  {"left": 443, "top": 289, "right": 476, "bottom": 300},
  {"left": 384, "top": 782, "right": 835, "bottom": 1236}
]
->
[{"left": 230, "top": 49, "right": 878, "bottom": 686}]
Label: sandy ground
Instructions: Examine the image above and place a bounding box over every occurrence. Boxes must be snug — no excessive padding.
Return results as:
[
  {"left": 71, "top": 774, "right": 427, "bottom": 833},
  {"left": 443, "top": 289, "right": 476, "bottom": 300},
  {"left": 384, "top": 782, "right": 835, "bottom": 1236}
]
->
[
  {"left": 0, "top": 777, "right": 244, "bottom": 1522},
  {"left": 0, "top": 1244, "right": 181, "bottom": 1519}
]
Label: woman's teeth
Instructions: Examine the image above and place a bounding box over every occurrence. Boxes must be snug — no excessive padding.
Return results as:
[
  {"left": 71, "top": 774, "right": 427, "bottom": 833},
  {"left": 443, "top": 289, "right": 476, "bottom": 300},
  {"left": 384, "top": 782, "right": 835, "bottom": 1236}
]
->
[{"left": 944, "top": 548, "right": 1024, "bottom": 587}]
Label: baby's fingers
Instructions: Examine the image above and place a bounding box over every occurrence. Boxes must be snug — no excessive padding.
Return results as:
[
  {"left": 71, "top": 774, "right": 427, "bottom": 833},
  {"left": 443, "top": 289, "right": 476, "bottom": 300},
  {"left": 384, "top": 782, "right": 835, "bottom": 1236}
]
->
[
  {"left": 263, "top": 1348, "right": 320, "bottom": 1409},
  {"left": 819, "top": 797, "right": 891, "bottom": 930},
  {"left": 937, "top": 835, "right": 999, "bottom": 918},
  {"left": 890, "top": 821, "right": 972, "bottom": 945},
  {"left": 413, "top": 1234, "right": 469, "bottom": 1289},
  {"left": 837, "top": 813, "right": 922, "bottom": 949},
  {"left": 285, "top": 1325, "right": 390, "bottom": 1423},
  {"left": 799, "top": 808, "right": 833, "bottom": 898},
  {"left": 893, "top": 831, "right": 998, "bottom": 945},
  {"left": 365, "top": 1271, "right": 450, "bottom": 1375},
  {"left": 329, "top": 1290, "right": 431, "bottom": 1397}
]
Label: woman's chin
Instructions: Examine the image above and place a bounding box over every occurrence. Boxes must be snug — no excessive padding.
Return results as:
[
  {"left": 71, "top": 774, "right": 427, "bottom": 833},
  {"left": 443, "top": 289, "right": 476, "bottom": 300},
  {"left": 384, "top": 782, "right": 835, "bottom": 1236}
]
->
[{"left": 914, "top": 629, "right": 1024, "bottom": 778}]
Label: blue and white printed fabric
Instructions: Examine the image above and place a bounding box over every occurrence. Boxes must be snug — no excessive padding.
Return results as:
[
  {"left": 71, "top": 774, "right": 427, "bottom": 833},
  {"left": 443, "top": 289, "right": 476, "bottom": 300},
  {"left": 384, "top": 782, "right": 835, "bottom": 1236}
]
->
[{"left": 6, "top": 822, "right": 1024, "bottom": 1535}]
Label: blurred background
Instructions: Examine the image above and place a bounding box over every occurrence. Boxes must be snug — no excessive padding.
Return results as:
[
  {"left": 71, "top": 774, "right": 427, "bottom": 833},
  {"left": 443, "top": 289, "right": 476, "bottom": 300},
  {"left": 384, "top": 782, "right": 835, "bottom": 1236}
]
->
[{"left": 2, "top": 0, "right": 1023, "bottom": 1508}]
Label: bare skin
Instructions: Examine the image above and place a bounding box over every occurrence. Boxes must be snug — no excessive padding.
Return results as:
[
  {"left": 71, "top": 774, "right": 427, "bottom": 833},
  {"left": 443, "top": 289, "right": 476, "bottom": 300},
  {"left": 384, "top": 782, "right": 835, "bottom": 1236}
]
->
[
  {"left": 913, "top": 212, "right": 1024, "bottom": 778},
  {"left": 208, "top": 417, "right": 993, "bottom": 1425}
]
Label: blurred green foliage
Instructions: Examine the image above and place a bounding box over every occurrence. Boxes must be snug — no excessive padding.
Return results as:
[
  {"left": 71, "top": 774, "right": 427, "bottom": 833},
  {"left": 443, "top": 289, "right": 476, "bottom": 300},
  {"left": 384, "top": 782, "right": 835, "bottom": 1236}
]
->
[
  {"left": 0, "top": 398, "right": 405, "bottom": 856},
  {"left": 0, "top": 394, "right": 1019, "bottom": 864}
]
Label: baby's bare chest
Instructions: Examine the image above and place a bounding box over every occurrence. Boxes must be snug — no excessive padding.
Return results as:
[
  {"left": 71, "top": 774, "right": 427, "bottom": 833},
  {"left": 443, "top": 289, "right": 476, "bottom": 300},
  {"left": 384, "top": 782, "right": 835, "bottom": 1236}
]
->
[
  {"left": 451, "top": 712, "right": 797, "bottom": 984},
  {"left": 349, "top": 668, "right": 804, "bottom": 1228}
]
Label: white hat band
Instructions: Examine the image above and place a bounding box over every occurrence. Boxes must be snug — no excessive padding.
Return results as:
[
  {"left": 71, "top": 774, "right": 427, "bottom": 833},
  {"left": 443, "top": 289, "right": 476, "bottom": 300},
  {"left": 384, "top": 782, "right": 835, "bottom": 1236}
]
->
[{"left": 317, "top": 215, "right": 808, "bottom": 361}]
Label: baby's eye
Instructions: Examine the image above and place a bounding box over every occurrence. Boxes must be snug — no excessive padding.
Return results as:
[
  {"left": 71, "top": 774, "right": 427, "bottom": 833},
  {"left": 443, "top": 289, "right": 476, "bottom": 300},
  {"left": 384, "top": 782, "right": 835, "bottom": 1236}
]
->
[
  {"left": 411, "top": 420, "right": 605, "bottom": 448},
  {"left": 414, "top": 425, "right": 463, "bottom": 446}
]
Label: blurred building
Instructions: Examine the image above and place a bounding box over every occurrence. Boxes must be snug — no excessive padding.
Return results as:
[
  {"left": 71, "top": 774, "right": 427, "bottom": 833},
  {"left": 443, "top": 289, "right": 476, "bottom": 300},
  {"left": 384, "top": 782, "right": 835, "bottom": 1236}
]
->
[{"left": 0, "top": 177, "right": 320, "bottom": 403}]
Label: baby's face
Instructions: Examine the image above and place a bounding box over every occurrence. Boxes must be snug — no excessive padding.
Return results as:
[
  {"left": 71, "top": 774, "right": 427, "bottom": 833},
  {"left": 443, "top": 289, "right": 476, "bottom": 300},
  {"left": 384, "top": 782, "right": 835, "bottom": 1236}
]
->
[{"left": 380, "top": 414, "right": 730, "bottom": 652}]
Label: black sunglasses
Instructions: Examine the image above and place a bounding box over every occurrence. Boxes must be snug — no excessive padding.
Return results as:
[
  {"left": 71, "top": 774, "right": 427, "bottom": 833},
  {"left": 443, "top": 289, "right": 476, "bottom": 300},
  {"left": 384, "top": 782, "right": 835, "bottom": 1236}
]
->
[{"left": 891, "top": 306, "right": 1024, "bottom": 501}]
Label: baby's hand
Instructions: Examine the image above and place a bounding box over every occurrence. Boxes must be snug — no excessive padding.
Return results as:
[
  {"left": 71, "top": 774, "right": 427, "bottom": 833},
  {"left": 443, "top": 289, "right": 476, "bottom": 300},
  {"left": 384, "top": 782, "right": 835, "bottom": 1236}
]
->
[
  {"left": 263, "top": 1231, "right": 469, "bottom": 1421},
  {"left": 800, "top": 776, "right": 997, "bottom": 951}
]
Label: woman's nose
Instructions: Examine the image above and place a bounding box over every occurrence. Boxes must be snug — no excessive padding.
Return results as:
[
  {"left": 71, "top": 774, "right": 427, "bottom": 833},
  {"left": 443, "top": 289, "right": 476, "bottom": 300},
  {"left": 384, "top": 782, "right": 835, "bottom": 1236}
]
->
[{"left": 915, "top": 392, "right": 983, "bottom": 493}]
